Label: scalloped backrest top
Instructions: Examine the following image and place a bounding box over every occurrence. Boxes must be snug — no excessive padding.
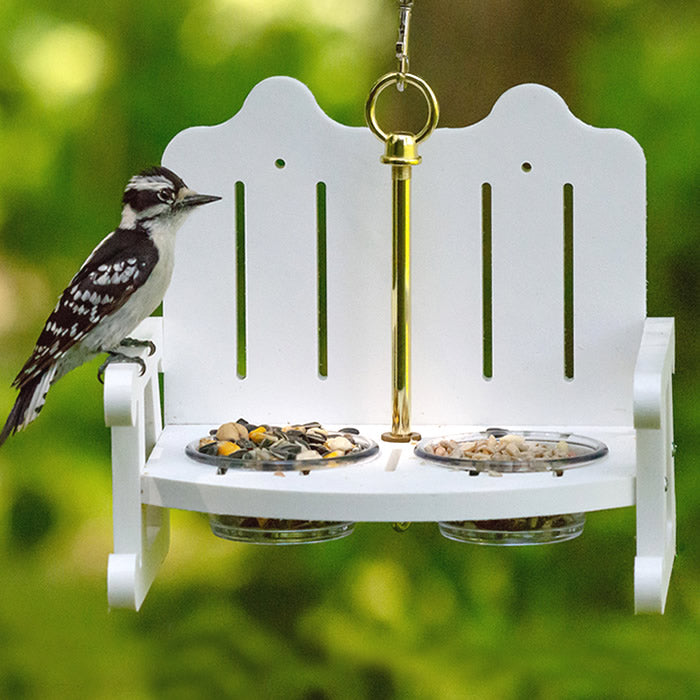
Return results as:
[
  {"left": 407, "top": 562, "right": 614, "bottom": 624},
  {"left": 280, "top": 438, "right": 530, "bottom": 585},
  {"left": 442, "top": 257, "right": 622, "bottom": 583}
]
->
[{"left": 162, "top": 76, "right": 646, "bottom": 427}]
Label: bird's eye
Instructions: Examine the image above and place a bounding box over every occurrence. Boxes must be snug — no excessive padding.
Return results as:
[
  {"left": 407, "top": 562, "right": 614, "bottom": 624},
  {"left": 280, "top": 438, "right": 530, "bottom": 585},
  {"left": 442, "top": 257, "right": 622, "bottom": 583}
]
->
[{"left": 158, "top": 188, "right": 174, "bottom": 203}]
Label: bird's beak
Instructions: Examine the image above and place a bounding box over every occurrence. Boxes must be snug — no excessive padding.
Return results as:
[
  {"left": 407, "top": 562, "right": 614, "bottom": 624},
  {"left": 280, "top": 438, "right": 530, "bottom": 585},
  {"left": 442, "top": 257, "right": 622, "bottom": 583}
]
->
[{"left": 179, "top": 190, "right": 222, "bottom": 208}]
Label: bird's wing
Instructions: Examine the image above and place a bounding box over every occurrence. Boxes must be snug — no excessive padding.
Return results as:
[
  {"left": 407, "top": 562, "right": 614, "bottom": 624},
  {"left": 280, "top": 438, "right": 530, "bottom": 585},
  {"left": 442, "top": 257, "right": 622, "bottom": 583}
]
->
[{"left": 13, "top": 229, "right": 159, "bottom": 388}]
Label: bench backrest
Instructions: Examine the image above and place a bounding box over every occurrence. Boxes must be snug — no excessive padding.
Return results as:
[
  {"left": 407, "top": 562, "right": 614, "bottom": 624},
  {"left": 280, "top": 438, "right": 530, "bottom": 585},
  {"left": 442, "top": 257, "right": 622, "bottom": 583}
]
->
[{"left": 162, "top": 77, "right": 646, "bottom": 427}]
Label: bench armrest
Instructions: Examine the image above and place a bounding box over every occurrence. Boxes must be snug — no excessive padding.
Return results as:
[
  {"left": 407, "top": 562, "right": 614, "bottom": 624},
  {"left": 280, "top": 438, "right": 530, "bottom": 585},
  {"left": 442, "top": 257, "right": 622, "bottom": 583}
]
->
[
  {"left": 634, "top": 317, "right": 675, "bottom": 430},
  {"left": 633, "top": 317, "right": 675, "bottom": 613},
  {"left": 103, "top": 316, "right": 169, "bottom": 610}
]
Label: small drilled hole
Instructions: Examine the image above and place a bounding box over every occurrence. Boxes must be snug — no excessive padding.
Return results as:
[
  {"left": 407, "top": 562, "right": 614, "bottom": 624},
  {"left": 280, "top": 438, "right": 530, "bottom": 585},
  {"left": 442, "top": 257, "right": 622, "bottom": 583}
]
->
[
  {"left": 521, "top": 162, "right": 532, "bottom": 172},
  {"left": 275, "top": 158, "right": 286, "bottom": 169}
]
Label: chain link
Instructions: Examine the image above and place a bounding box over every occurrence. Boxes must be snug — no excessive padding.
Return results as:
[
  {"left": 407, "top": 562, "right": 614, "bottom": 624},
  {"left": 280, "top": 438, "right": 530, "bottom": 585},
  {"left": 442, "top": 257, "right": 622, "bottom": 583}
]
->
[{"left": 395, "top": 1, "right": 414, "bottom": 91}]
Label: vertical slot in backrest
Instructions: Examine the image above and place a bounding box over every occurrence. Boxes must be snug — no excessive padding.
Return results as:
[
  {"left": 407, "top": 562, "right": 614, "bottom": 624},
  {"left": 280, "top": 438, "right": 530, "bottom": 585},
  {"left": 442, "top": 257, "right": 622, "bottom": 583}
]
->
[
  {"left": 563, "top": 181, "right": 575, "bottom": 381},
  {"left": 316, "top": 181, "right": 328, "bottom": 378},
  {"left": 481, "top": 182, "right": 493, "bottom": 380},
  {"left": 235, "top": 180, "right": 247, "bottom": 378}
]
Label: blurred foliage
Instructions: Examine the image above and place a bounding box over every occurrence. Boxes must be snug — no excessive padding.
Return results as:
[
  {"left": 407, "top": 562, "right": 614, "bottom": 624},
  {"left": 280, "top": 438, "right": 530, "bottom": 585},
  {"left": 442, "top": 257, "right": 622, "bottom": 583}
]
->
[{"left": 0, "top": 0, "right": 698, "bottom": 698}]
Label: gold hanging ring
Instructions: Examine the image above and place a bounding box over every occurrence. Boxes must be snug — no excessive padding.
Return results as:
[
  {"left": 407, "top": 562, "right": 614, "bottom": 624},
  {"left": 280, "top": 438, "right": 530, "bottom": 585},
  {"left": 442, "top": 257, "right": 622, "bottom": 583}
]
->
[{"left": 365, "top": 72, "right": 439, "bottom": 144}]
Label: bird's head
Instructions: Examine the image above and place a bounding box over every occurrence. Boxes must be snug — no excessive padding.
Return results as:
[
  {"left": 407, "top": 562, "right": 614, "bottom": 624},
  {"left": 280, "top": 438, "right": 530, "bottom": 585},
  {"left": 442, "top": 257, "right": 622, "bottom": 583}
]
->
[{"left": 120, "top": 166, "right": 221, "bottom": 230}]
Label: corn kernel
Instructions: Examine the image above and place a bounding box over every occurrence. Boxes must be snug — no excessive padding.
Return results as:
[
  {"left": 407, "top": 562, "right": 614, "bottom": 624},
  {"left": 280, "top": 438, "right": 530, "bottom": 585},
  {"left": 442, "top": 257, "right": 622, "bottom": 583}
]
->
[
  {"left": 249, "top": 426, "right": 267, "bottom": 444},
  {"left": 217, "top": 441, "right": 241, "bottom": 456},
  {"left": 323, "top": 450, "right": 342, "bottom": 459}
]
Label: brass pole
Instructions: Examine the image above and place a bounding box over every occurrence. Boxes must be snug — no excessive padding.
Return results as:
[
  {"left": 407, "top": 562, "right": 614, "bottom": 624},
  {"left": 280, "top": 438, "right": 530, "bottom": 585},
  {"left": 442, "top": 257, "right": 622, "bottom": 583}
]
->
[
  {"left": 392, "top": 168, "right": 411, "bottom": 437},
  {"left": 382, "top": 137, "right": 420, "bottom": 442}
]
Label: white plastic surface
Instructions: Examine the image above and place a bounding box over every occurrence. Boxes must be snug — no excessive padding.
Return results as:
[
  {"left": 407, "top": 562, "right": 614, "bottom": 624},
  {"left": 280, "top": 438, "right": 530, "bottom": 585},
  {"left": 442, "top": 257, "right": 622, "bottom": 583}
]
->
[
  {"left": 104, "top": 78, "right": 675, "bottom": 613},
  {"left": 142, "top": 421, "right": 636, "bottom": 521}
]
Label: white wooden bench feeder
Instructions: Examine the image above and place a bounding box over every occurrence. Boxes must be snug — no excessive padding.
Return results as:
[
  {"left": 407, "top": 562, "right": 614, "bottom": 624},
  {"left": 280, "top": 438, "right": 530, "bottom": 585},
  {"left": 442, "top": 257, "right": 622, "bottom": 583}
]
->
[{"left": 103, "top": 75, "right": 676, "bottom": 613}]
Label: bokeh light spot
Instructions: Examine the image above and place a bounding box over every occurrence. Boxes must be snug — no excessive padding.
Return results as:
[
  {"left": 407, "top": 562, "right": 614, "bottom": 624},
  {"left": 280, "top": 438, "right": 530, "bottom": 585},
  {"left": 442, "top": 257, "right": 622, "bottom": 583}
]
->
[
  {"left": 350, "top": 559, "right": 410, "bottom": 625},
  {"left": 17, "top": 23, "right": 109, "bottom": 104}
]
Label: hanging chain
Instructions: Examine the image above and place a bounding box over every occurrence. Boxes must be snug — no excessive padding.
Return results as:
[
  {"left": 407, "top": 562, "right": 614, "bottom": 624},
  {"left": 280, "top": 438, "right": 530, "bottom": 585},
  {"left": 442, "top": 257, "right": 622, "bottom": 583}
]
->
[{"left": 395, "top": 1, "right": 414, "bottom": 91}]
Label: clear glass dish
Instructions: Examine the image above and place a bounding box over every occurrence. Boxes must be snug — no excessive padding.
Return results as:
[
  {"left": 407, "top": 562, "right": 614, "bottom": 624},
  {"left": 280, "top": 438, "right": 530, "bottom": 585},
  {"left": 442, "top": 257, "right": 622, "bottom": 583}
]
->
[
  {"left": 415, "top": 429, "right": 607, "bottom": 473},
  {"left": 208, "top": 514, "right": 354, "bottom": 544},
  {"left": 186, "top": 434, "right": 378, "bottom": 473},
  {"left": 439, "top": 513, "right": 585, "bottom": 546}
]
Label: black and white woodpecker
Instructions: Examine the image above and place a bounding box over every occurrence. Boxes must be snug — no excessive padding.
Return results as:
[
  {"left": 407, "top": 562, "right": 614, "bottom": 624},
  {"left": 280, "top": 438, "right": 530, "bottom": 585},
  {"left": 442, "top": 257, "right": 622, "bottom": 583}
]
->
[{"left": 0, "top": 166, "right": 221, "bottom": 446}]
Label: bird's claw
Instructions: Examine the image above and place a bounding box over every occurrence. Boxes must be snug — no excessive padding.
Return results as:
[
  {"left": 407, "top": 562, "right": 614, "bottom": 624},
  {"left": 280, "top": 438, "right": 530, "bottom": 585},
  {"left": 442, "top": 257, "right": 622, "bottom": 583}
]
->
[
  {"left": 98, "top": 352, "right": 147, "bottom": 384},
  {"left": 120, "top": 337, "right": 156, "bottom": 356}
]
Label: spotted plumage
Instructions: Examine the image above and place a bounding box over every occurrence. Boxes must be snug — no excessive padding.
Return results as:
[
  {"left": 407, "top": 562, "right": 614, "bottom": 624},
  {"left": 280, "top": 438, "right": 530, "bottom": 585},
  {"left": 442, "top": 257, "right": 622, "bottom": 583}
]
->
[{"left": 1, "top": 166, "right": 220, "bottom": 445}]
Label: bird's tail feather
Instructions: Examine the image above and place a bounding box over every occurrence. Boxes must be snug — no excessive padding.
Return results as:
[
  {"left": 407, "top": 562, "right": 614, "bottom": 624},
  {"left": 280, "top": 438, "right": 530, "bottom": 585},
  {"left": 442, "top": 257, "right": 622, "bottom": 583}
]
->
[{"left": 0, "top": 367, "right": 56, "bottom": 446}]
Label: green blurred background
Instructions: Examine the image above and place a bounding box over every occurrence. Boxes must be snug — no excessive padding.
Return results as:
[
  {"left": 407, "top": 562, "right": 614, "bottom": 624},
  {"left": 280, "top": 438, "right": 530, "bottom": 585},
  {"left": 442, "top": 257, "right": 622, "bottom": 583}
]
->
[{"left": 0, "top": 0, "right": 698, "bottom": 697}]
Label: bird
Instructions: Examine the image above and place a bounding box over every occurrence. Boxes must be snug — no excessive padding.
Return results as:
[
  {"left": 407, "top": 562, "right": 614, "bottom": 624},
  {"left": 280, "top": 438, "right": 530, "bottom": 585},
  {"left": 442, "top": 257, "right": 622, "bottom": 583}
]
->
[{"left": 0, "top": 165, "right": 221, "bottom": 446}]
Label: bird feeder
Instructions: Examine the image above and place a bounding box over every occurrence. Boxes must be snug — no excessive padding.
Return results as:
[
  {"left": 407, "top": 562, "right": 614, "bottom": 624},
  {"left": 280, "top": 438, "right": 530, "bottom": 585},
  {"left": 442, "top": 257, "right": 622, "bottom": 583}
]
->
[{"left": 103, "top": 5, "right": 676, "bottom": 612}]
